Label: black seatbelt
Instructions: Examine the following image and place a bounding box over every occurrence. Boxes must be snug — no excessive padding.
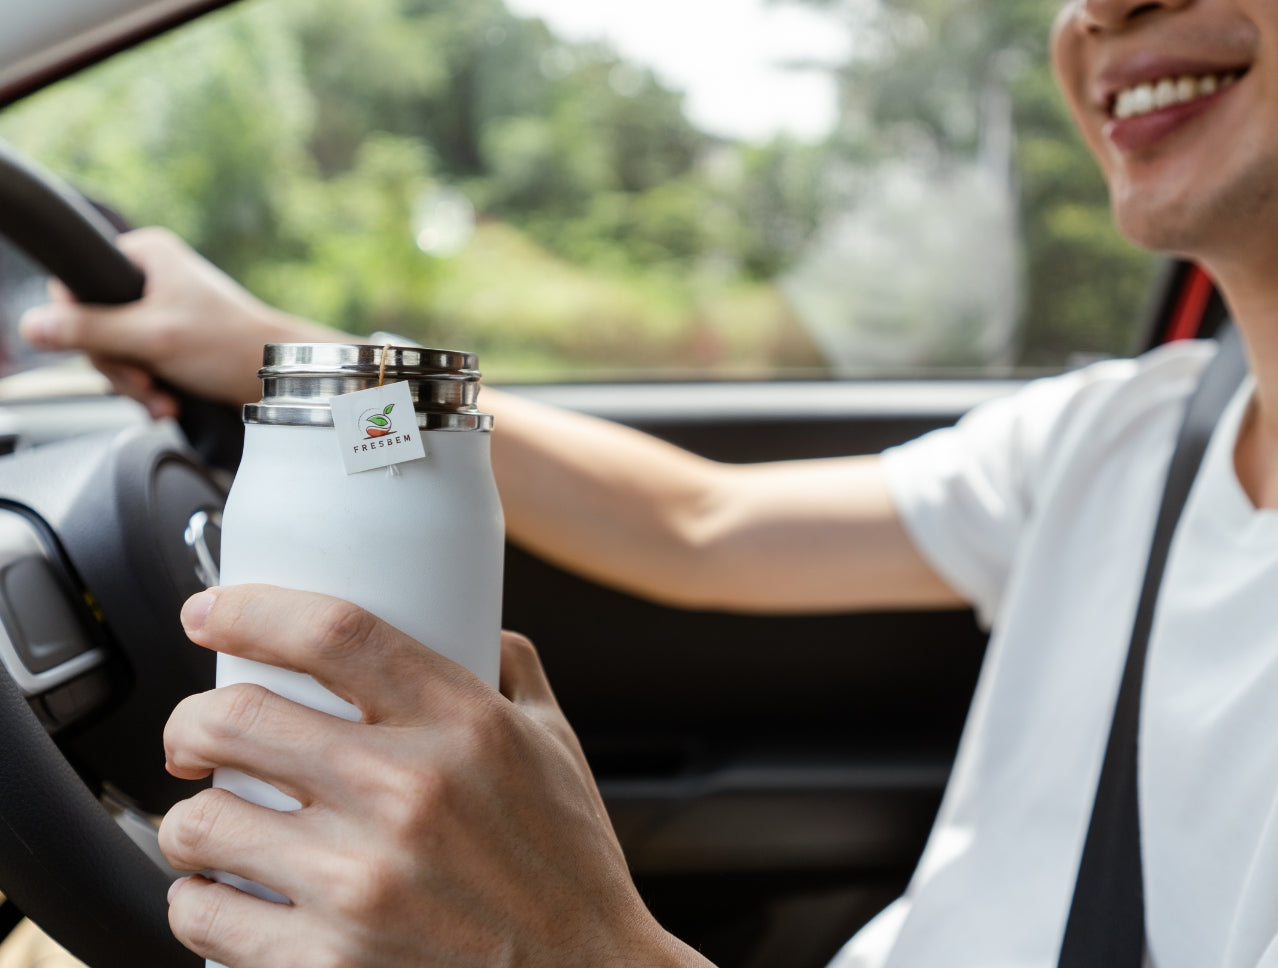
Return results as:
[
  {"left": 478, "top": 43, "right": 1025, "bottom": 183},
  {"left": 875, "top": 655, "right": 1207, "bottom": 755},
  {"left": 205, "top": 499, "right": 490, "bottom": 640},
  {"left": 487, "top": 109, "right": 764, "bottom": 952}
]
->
[{"left": 1057, "top": 324, "right": 1248, "bottom": 967}]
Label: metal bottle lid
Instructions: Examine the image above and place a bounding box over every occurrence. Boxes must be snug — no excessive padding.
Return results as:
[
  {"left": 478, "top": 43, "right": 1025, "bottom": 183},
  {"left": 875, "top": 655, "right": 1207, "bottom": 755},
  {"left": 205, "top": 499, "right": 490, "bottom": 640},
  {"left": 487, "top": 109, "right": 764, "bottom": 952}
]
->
[{"left": 243, "top": 343, "right": 494, "bottom": 431}]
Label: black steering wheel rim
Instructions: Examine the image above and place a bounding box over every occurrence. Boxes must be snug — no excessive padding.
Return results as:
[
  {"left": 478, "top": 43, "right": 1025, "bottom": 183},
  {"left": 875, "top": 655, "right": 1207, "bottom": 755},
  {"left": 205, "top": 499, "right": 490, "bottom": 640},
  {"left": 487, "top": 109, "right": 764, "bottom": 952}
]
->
[
  {"left": 0, "top": 665, "right": 196, "bottom": 967},
  {"left": 0, "top": 139, "right": 211, "bottom": 967}
]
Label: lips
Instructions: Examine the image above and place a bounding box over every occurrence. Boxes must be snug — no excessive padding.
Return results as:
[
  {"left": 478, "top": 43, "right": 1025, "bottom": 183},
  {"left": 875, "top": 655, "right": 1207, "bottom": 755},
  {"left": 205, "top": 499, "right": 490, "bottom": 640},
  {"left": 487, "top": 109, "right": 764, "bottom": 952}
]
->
[{"left": 1098, "top": 62, "right": 1250, "bottom": 154}]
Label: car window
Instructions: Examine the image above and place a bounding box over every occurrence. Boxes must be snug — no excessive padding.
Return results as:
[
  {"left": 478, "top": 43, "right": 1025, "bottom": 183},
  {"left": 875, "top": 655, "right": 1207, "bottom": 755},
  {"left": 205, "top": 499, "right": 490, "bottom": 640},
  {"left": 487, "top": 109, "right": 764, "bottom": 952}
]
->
[{"left": 0, "top": 0, "right": 1158, "bottom": 383}]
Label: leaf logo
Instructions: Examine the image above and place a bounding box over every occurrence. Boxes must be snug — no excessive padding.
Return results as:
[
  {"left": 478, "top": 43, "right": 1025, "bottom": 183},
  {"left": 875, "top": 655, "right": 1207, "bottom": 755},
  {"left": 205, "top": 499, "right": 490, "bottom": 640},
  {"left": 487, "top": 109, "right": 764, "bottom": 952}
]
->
[{"left": 361, "top": 403, "right": 395, "bottom": 438}]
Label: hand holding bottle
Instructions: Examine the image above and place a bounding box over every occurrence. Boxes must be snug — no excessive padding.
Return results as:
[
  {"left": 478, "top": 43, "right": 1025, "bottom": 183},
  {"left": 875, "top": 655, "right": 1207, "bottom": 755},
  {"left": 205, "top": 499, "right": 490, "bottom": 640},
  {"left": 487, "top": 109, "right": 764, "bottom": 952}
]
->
[{"left": 159, "top": 585, "right": 714, "bottom": 968}]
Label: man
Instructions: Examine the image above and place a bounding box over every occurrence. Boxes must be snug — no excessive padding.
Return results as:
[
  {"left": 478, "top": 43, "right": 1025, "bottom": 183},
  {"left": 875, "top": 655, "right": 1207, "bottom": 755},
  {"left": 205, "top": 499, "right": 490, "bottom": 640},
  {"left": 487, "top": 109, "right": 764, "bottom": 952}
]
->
[{"left": 18, "top": 0, "right": 1278, "bottom": 964}]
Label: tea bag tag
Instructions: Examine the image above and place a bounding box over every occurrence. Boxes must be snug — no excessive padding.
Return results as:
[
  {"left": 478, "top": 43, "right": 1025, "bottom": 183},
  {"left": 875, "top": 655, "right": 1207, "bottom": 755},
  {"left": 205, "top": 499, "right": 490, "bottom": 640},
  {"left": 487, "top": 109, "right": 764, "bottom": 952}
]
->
[{"left": 330, "top": 381, "right": 427, "bottom": 474}]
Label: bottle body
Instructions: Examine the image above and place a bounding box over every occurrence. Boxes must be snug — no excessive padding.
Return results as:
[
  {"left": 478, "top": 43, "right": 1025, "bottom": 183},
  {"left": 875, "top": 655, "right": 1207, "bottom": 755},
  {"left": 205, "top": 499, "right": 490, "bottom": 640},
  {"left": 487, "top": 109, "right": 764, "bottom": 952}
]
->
[{"left": 213, "top": 420, "right": 503, "bottom": 898}]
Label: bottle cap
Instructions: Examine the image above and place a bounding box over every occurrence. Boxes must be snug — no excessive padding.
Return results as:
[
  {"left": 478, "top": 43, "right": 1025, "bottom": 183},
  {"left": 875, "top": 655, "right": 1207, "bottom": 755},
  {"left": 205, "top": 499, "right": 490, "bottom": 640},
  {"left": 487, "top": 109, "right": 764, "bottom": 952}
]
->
[{"left": 243, "top": 343, "right": 493, "bottom": 431}]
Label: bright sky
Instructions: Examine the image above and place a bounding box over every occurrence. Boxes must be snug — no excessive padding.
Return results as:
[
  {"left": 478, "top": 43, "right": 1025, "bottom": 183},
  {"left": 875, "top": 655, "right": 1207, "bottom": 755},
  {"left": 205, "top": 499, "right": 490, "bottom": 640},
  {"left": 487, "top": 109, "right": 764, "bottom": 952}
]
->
[{"left": 502, "top": 0, "right": 851, "bottom": 143}]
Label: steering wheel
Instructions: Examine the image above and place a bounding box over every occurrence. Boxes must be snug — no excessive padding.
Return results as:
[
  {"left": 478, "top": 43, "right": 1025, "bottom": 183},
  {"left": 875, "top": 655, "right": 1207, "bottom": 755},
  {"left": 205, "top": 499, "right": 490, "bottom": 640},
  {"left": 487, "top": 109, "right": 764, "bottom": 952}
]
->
[{"left": 0, "top": 141, "right": 237, "bottom": 967}]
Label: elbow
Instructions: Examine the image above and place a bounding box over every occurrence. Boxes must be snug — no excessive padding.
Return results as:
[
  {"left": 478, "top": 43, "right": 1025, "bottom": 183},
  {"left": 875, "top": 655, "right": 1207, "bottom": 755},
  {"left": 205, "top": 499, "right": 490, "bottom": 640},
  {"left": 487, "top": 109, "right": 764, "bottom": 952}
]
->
[{"left": 642, "top": 480, "right": 742, "bottom": 611}]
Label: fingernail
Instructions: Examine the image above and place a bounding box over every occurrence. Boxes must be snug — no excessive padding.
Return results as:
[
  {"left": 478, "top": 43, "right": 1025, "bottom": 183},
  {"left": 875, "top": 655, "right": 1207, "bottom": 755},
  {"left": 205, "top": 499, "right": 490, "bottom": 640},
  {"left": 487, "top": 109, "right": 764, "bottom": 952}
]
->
[
  {"left": 167, "top": 875, "right": 188, "bottom": 904},
  {"left": 181, "top": 590, "right": 218, "bottom": 632},
  {"left": 18, "top": 306, "right": 65, "bottom": 347},
  {"left": 147, "top": 394, "right": 180, "bottom": 421}
]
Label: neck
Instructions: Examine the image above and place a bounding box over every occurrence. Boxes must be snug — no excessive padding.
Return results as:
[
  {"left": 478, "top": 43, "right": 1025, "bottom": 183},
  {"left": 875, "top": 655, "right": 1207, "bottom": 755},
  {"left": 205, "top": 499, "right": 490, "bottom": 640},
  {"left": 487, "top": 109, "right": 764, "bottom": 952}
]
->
[
  {"left": 1204, "top": 261, "right": 1278, "bottom": 506},
  {"left": 1209, "top": 262, "right": 1278, "bottom": 419}
]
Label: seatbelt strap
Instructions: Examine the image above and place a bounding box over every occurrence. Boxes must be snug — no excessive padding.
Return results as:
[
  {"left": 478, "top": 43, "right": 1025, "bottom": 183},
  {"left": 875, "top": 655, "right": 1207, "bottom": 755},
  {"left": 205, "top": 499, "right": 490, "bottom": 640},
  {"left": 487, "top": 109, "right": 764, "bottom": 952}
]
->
[{"left": 1056, "top": 325, "right": 1248, "bottom": 967}]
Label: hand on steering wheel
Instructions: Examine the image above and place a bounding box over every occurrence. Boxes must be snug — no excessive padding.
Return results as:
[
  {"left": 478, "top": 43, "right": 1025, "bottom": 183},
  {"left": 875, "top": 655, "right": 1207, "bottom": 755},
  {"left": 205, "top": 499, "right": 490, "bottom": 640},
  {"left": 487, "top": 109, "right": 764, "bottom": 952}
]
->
[{"left": 20, "top": 228, "right": 345, "bottom": 426}]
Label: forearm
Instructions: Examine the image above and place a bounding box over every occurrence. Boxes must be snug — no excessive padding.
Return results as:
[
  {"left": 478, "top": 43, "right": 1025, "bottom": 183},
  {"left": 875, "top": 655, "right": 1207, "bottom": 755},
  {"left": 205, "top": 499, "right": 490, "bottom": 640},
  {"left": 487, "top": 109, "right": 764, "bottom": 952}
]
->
[
  {"left": 486, "top": 388, "right": 963, "bottom": 613},
  {"left": 488, "top": 387, "right": 726, "bottom": 606},
  {"left": 690, "top": 456, "right": 964, "bottom": 612}
]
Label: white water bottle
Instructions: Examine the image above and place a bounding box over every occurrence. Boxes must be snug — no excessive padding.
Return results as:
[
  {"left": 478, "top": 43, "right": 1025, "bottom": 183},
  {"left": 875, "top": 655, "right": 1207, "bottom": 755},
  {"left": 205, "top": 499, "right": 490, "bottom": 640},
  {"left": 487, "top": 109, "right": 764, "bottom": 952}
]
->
[{"left": 209, "top": 343, "right": 503, "bottom": 960}]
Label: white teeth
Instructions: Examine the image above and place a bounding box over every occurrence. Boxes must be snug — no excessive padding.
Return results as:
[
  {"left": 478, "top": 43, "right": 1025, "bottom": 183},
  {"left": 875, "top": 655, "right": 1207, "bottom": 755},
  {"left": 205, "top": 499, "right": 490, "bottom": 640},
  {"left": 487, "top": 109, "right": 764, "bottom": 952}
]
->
[
  {"left": 1117, "top": 84, "right": 1154, "bottom": 117},
  {"left": 1112, "top": 70, "right": 1242, "bottom": 120}
]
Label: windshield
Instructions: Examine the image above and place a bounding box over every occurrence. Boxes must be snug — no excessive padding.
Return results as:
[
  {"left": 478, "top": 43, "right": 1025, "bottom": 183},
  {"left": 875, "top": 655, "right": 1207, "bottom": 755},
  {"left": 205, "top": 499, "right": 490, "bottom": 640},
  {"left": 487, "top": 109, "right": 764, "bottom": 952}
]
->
[{"left": 0, "top": 0, "right": 1158, "bottom": 384}]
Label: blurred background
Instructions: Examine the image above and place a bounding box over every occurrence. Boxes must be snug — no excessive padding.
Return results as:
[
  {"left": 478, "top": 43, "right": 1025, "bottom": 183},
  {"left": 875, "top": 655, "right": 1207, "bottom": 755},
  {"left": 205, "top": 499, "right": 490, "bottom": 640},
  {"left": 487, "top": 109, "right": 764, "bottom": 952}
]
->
[{"left": 0, "top": 0, "right": 1157, "bottom": 382}]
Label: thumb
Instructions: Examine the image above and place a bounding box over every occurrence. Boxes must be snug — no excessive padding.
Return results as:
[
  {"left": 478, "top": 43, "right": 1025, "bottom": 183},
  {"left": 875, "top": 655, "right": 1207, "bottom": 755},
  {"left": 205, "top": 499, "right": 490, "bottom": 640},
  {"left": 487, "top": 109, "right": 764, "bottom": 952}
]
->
[
  {"left": 498, "top": 631, "right": 557, "bottom": 708},
  {"left": 19, "top": 298, "right": 159, "bottom": 360},
  {"left": 46, "top": 278, "right": 73, "bottom": 304},
  {"left": 499, "top": 630, "right": 606, "bottom": 814}
]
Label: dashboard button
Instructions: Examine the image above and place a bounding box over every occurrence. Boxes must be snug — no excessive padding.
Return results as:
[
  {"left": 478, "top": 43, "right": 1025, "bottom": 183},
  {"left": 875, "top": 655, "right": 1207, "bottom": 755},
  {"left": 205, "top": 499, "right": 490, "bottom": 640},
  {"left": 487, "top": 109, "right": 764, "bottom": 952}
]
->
[{"left": 0, "top": 555, "right": 92, "bottom": 674}]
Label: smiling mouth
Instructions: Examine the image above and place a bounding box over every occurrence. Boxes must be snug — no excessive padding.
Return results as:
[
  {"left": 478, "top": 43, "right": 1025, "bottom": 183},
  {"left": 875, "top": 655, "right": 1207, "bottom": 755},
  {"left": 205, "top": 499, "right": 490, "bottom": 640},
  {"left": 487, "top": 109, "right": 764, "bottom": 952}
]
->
[{"left": 1110, "top": 68, "right": 1248, "bottom": 120}]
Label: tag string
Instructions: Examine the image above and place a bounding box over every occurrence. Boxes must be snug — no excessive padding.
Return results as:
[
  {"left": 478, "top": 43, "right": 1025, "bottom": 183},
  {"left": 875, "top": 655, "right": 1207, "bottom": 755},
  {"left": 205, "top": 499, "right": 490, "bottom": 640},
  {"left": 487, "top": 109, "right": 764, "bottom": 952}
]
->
[{"left": 378, "top": 343, "right": 392, "bottom": 387}]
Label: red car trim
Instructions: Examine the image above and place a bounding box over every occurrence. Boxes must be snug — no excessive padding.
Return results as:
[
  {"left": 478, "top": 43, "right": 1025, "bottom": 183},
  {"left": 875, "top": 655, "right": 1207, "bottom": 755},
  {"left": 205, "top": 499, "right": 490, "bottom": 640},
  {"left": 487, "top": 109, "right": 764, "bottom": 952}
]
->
[{"left": 1164, "top": 264, "right": 1215, "bottom": 343}]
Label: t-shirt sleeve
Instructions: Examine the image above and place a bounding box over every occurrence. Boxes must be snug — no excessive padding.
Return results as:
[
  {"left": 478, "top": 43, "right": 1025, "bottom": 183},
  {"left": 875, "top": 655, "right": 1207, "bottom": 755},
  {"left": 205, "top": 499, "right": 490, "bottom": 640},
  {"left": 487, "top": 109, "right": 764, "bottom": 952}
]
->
[{"left": 879, "top": 345, "right": 1212, "bottom": 627}]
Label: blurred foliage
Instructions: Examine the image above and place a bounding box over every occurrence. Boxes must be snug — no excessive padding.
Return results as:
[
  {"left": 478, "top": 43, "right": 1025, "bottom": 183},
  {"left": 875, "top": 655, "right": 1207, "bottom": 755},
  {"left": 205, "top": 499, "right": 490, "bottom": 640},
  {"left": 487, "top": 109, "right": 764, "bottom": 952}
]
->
[
  {"left": 0, "top": 0, "right": 1157, "bottom": 379},
  {"left": 808, "top": 0, "right": 1157, "bottom": 363}
]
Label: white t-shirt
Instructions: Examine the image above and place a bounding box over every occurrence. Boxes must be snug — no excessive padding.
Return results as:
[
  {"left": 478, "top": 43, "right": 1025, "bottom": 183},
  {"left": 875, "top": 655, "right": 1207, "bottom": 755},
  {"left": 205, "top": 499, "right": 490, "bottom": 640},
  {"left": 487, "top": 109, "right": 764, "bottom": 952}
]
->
[{"left": 829, "top": 338, "right": 1278, "bottom": 968}]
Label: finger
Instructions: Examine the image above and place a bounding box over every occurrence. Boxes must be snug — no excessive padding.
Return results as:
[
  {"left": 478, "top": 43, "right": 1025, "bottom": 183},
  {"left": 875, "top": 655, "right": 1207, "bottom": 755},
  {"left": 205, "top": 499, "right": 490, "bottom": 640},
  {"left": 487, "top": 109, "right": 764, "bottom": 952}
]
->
[
  {"left": 168, "top": 874, "right": 323, "bottom": 966},
  {"left": 164, "top": 683, "right": 351, "bottom": 801},
  {"left": 92, "top": 357, "right": 181, "bottom": 419},
  {"left": 181, "top": 585, "right": 486, "bottom": 724},
  {"left": 144, "top": 390, "right": 181, "bottom": 421},
  {"left": 94, "top": 357, "right": 155, "bottom": 396},
  {"left": 160, "top": 789, "right": 317, "bottom": 902}
]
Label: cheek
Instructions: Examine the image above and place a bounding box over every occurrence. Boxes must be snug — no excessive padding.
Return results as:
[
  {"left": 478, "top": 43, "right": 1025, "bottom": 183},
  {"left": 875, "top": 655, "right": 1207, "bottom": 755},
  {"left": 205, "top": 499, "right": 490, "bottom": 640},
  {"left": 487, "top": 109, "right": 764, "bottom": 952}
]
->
[
  {"left": 1048, "top": 3, "right": 1077, "bottom": 80},
  {"left": 1049, "top": 20, "right": 1112, "bottom": 178},
  {"left": 1079, "top": 121, "right": 1116, "bottom": 185},
  {"left": 1049, "top": 36, "right": 1085, "bottom": 120}
]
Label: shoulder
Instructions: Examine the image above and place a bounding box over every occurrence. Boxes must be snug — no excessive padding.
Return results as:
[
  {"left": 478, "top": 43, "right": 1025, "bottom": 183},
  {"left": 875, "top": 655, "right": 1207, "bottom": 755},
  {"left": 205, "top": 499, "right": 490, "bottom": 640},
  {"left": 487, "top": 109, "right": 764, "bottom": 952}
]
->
[
  {"left": 1038, "top": 339, "right": 1215, "bottom": 427},
  {"left": 1013, "top": 339, "right": 1215, "bottom": 490},
  {"left": 879, "top": 340, "right": 1216, "bottom": 623},
  {"left": 887, "top": 339, "right": 1215, "bottom": 490}
]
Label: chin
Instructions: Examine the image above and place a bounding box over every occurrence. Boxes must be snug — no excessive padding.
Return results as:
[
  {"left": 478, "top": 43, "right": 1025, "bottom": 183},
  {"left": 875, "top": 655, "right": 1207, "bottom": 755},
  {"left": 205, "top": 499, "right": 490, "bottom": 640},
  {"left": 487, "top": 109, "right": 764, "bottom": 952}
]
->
[
  {"left": 1110, "top": 158, "right": 1278, "bottom": 261},
  {"left": 1113, "top": 215, "right": 1188, "bottom": 256},
  {"left": 1109, "top": 200, "right": 1190, "bottom": 256},
  {"left": 1109, "top": 187, "right": 1236, "bottom": 263}
]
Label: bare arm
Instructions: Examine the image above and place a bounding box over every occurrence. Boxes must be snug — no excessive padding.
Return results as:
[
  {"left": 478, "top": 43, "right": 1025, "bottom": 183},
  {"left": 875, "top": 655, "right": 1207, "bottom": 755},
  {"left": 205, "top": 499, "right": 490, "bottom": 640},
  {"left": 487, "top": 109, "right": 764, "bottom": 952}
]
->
[
  {"left": 489, "top": 389, "right": 962, "bottom": 613},
  {"left": 22, "top": 228, "right": 964, "bottom": 615}
]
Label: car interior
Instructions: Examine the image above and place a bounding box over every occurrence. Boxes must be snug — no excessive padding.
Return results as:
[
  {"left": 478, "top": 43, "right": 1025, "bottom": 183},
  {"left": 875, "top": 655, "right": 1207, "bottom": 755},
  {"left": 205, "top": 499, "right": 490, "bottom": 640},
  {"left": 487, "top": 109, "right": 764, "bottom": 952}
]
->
[{"left": 0, "top": 1, "right": 1232, "bottom": 966}]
